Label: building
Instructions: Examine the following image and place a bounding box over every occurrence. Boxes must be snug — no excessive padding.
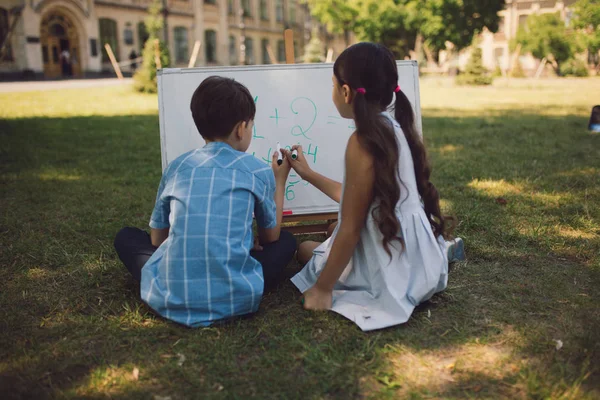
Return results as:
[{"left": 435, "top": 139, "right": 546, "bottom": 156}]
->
[
  {"left": 448, "top": 0, "right": 579, "bottom": 75},
  {"left": 0, "top": 0, "right": 347, "bottom": 80}
]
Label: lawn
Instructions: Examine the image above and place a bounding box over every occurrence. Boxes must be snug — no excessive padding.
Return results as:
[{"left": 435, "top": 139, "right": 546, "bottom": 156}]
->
[{"left": 0, "top": 77, "right": 599, "bottom": 399}]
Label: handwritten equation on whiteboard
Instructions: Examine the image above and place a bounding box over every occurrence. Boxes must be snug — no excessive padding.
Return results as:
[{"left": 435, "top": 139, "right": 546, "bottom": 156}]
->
[{"left": 250, "top": 96, "right": 356, "bottom": 202}]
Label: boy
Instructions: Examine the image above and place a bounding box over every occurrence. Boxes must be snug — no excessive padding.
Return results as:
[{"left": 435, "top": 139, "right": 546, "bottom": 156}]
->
[{"left": 114, "top": 76, "right": 297, "bottom": 327}]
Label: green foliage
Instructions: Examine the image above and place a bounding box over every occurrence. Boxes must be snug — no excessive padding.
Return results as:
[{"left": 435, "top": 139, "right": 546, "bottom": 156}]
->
[
  {"left": 411, "top": 0, "right": 505, "bottom": 53},
  {"left": 305, "top": 0, "right": 504, "bottom": 58},
  {"left": 133, "top": 0, "right": 170, "bottom": 93},
  {"left": 303, "top": 29, "right": 324, "bottom": 63},
  {"left": 560, "top": 58, "right": 590, "bottom": 76},
  {"left": 456, "top": 47, "right": 493, "bottom": 85},
  {"left": 493, "top": 65, "right": 503, "bottom": 77},
  {"left": 304, "top": 0, "right": 358, "bottom": 41},
  {"left": 514, "top": 12, "right": 580, "bottom": 75},
  {"left": 511, "top": 59, "right": 526, "bottom": 78},
  {"left": 572, "top": 0, "right": 600, "bottom": 55}
]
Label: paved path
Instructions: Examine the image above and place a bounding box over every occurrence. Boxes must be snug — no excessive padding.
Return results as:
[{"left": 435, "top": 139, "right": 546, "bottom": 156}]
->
[{"left": 0, "top": 78, "right": 132, "bottom": 93}]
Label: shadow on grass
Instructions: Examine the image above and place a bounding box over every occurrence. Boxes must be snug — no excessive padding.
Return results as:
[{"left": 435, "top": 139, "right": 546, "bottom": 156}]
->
[{"left": 0, "top": 111, "right": 599, "bottom": 398}]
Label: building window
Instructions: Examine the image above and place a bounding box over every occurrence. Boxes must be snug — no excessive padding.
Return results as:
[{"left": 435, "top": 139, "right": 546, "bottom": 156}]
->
[
  {"left": 294, "top": 39, "right": 298, "bottom": 60},
  {"left": 174, "top": 26, "right": 189, "bottom": 63},
  {"left": 137, "top": 22, "right": 149, "bottom": 52},
  {"left": 245, "top": 37, "right": 254, "bottom": 64},
  {"left": 277, "top": 39, "right": 285, "bottom": 62},
  {"left": 260, "top": 0, "right": 269, "bottom": 20},
  {"left": 205, "top": 0, "right": 217, "bottom": 4},
  {"left": 228, "top": 0, "right": 235, "bottom": 15},
  {"left": 205, "top": 29, "right": 217, "bottom": 63},
  {"left": 289, "top": 0, "right": 296, "bottom": 25},
  {"left": 0, "top": 8, "right": 13, "bottom": 61},
  {"left": 498, "top": 16, "right": 505, "bottom": 33},
  {"left": 242, "top": 0, "right": 252, "bottom": 17},
  {"left": 276, "top": 0, "right": 283, "bottom": 22},
  {"left": 99, "top": 18, "right": 118, "bottom": 63},
  {"left": 518, "top": 15, "right": 528, "bottom": 27},
  {"left": 494, "top": 47, "right": 504, "bottom": 67},
  {"left": 540, "top": 1, "right": 556, "bottom": 9},
  {"left": 50, "top": 23, "right": 66, "bottom": 36},
  {"left": 90, "top": 38, "right": 98, "bottom": 57},
  {"left": 52, "top": 46, "right": 59, "bottom": 63},
  {"left": 124, "top": 27, "right": 134, "bottom": 45},
  {"left": 261, "top": 38, "right": 270, "bottom": 64},
  {"left": 229, "top": 35, "right": 237, "bottom": 64}
]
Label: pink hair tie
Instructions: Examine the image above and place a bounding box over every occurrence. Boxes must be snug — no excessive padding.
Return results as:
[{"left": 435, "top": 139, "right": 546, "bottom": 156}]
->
[
  {"left": 356, "top": 88, "right": 366, "bottom": 94},
  {"left": 394, "top": 85, "right": 401, "bottom": 93}
]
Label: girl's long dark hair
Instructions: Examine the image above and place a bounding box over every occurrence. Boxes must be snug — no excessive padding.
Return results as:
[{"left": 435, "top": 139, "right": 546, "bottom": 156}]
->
[{"left": 334, "top": 42, "right": 446, "bottom": 256}]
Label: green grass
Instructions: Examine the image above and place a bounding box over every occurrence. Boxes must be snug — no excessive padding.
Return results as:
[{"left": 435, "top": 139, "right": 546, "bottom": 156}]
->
[{"left": 1, "top": 78, "right": 599, "bottom": 399}]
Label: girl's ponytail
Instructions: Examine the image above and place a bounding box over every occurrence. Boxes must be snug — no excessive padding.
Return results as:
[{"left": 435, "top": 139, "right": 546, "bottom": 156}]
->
[{"left": 394, "top": 90, "right": 445, "bottom": 238}]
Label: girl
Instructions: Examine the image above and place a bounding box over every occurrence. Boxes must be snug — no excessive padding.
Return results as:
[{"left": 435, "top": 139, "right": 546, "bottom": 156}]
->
[{"left": 286, "top": 42, "right": 462, "bottom": 331}]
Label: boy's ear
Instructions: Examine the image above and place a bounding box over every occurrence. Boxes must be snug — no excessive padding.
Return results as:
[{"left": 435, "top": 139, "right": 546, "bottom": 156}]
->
[
  {"left": 235, "top": 121, "right": 246, "bottom": 141},
  {"left": 342, "top": 84, "right": 353, "bottom": 104}
]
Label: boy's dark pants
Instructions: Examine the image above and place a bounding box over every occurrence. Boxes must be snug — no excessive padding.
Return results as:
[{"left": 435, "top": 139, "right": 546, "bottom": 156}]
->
[{"left": 114, "top": 227, "right": 297, "bottom": 292}]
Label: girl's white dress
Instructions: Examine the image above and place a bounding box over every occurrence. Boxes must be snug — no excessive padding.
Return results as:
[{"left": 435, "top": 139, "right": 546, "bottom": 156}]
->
[{"left": 291, "top": 113, "right": 448, "bottom": 331}]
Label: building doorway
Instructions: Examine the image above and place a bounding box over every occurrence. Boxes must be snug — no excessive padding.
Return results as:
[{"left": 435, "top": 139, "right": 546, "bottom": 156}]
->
[{"left": 40, "top": 11, "right": 81, "bottom": 78}]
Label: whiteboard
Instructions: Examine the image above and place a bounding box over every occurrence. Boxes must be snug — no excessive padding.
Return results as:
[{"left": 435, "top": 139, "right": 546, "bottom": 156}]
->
[{"left": 157, "top": 61, "right": 422, "bottom": 216}]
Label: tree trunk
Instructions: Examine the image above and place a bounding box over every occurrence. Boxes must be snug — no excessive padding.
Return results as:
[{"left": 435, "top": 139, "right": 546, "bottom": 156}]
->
[{"left": 414, "top": 33, "right": 423, "bottom": 63}]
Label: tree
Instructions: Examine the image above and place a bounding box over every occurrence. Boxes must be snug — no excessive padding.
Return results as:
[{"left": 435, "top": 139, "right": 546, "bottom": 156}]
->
[
  {"left": 572, "top": 0, "right": 600, "bottom": 68},
  {"left": 304, "top": 0, "right": 358, "bottom": 47},
  {"left": 303, "top": 28, "right": 324, "bottom": 63},
  {"left": 133, "top": 0, "right": 170, "bottom": 93},
  {"left": 456, "top": 47, "right": 493, "bottom": 85},
  {"left": 514, "top": 12, "right": 580, "bottom": 75},
  {"left": 407, "top": 0, "right": 505, "bottom": 53},
  {"left": 304, "top": 0, "right": 504, "bottom": 58}
]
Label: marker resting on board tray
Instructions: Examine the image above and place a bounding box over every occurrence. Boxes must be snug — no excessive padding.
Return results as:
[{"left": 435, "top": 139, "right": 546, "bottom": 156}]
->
[
  {"left": 276, "top": 142, "right": 283, "bottom": 166},
  {"left": 291, "top": 149, "right": 298, "bottom": 160}
]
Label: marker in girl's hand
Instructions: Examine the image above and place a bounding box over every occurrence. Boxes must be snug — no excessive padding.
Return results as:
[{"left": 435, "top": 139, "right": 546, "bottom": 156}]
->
[
  {"left": 276, "top": 142, "right": 283, "bottom": 166},
  {"left": 291, "top": 149, "right": 298, "bottom": 160}
]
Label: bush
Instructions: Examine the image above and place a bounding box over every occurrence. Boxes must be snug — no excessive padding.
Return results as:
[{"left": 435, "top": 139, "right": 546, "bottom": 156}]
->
[
  {"left": 456, "top": 47, "right": 493, "bottom": 86},
  {"left": 133, "top": 38, "right": 170, "bottom": 93},
  {"left": 560, "top": 58, "right": 589, "bottom": 77},
  {"left": 456, "top": 73, "right": 493, "bottom": 86},
  {"left": 303, "top": 28, "right": 324, "bottom": 63},
  {"left": 493, "top": 65, "right": 503, "bottom": 77},
  {"left": 511, "top": 59, "right": 526, "bottom": 78},
  {"left": 132, "top": 0, "right": 170, "bottom": 93}
]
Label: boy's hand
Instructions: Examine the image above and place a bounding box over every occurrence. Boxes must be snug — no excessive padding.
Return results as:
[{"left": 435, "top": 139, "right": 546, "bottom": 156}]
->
[
  {"left": 272, "top": 149, "right": 291, "bottom": 183},
  {"left": 286, "top": 145, "right": 313, "bottom": 180}
]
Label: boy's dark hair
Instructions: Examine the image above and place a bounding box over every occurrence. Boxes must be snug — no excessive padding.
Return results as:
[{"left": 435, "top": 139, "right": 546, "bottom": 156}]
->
[{"left": 190, "top": 76, "right": 256, "bottom": 140}]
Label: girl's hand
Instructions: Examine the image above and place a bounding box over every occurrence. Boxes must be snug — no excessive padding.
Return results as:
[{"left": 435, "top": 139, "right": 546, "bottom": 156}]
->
[
  {"left": 271, "top": 149, "right": 291, "bottom": 183},
  {"left": 286, "top": 145, "right": 313, "bottom": 181},
  {"left": 252, "top": 236, "right": 263, "bottom": 251},
  {"left": 302, "top": 285, "right": 333, "bottom": 310}
]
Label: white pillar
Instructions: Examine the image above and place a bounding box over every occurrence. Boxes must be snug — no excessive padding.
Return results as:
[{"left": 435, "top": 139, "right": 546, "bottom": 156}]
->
[
  {"left": 22, "top": 5, "right": 43, "bottom": 74},
  {"left": 194, "top": 0, "right": 206, "bottom": 65},
  {"left": 218, "top": 0, "right": 229, "bottom": 65}
]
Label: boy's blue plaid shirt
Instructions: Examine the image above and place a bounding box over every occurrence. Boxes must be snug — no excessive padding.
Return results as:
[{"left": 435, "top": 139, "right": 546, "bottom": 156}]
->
[{"left": 141, "top": 142, "right": 277, "bottom": 327}]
